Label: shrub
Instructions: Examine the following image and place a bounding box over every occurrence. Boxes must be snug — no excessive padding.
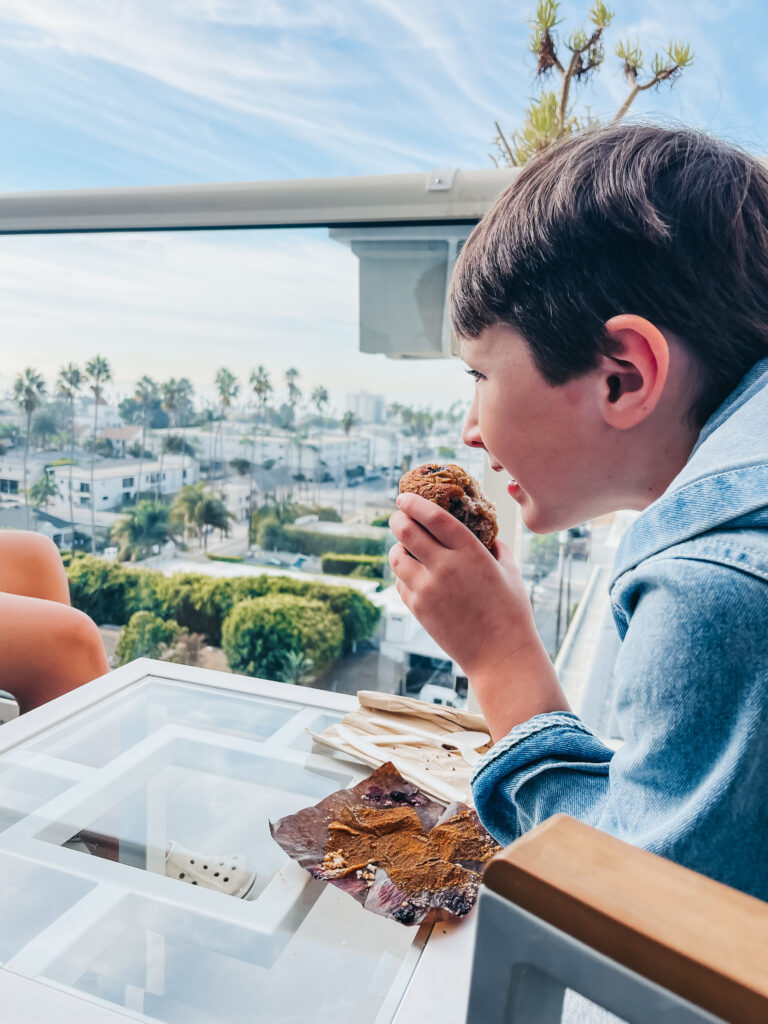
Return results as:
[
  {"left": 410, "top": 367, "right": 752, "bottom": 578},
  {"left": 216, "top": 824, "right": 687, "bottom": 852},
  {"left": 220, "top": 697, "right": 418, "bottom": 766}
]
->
[
  {"left": 222, "top": 594, "right": 343, "bottom": 680},
  {"left": 206, "top": 554, "right": 244, "bottom": 563},
  {"left": 161, "top": 631, "right": 206, "bottom": 666},
  {"left": 259, "top": 521, "right": 384, "bottom": 557},
  {"left": 66, "top": 556, "right": 133, "bottom": 624},
  {"left": 304, "top": 584, "right": 381, "bottom": 653},
  {"left": 350, "top": 563, "right": 384, "bottom": 580},
  {"left": 321, "top": 553, "right": 385, "bottom": 579},
  {"left": 160, "top": 573, "right": 231, "bottom": 641},
  {"left": 115, "top": 611, "right": 183, "bottom": 666},
  {"left": 65, "top": 558, "right": 380, "bottom": 652},
  {"left": 314, "top": 506, "right": 342, "bottom": 523}
]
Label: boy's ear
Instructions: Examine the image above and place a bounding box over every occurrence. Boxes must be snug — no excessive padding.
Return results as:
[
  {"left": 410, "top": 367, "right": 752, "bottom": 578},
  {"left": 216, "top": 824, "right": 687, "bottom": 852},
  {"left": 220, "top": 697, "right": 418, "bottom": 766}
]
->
[{"left": 598, "top": 315, "right": 670, "bottom": 429}]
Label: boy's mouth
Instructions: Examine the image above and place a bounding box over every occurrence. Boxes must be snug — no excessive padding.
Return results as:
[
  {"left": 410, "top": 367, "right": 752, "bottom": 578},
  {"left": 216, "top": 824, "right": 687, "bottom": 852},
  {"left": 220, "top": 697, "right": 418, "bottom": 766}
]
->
[{"left": 507, "top": 477, "right": 521, "bottom": 498}]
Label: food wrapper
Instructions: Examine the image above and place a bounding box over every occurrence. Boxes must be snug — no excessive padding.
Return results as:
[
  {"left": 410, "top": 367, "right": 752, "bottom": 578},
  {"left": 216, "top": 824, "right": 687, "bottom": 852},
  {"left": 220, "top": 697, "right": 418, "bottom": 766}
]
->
[
  {"left": 308, "top": 690, "right": 493, "bottom": 807},
  {"left": 270, "top": 762, "right": 501, "bottom": 927}
]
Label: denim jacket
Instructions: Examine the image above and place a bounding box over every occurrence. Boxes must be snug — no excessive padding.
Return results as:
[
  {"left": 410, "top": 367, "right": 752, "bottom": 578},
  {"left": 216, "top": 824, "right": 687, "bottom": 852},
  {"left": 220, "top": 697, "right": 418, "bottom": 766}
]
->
[{"left": 472, "top": 358, "right": 768, "bottom": 901}]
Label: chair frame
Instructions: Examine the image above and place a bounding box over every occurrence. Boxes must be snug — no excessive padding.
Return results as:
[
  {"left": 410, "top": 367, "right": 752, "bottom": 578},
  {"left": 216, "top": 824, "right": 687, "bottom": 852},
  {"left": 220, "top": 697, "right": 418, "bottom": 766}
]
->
[{"left": 467, "top": 815, "right": 768, "bottom": 1024}]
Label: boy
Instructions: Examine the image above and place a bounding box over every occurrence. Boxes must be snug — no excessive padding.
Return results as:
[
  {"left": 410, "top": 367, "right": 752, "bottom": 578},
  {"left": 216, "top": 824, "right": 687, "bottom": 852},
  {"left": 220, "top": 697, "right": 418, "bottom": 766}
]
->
[{"left": 388, "top": 123, "right": 768, "bottom": 901}]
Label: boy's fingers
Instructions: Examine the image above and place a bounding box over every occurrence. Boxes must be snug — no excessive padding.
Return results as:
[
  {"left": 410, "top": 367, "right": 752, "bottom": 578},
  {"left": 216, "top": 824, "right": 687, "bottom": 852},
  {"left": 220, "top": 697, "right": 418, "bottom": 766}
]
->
[
  {"left": 394, "top": 577, "right": 415, "bottom": 613},
  {"left": 395, "top": 492, "right": 478, "bottom": 550},
  {"left": 388, "top": 542, "right": 426, "bottom": 588},
  {"left": 389, "top": 509, "right": 445, "bottom": 563}
]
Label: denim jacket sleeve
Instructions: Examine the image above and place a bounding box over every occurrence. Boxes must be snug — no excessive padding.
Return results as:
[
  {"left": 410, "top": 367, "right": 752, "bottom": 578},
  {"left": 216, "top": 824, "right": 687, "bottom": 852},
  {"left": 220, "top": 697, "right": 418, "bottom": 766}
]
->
[{"left": 471, "top": 552, "right": 768, "bottom": 896}]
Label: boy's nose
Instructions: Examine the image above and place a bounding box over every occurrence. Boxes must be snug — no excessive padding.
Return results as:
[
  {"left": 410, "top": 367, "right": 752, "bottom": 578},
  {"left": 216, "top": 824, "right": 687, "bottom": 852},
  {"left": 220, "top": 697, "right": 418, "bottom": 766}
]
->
[{"left": 461, "top": 392, "right": 485, "bottom": 450}]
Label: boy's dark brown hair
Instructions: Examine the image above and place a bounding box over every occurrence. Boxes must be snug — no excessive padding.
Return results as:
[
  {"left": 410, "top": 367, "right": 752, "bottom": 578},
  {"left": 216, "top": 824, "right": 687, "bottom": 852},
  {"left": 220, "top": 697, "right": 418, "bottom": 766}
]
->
[{"left": 450, "top": 123, "right": 768, "bottom": 425}]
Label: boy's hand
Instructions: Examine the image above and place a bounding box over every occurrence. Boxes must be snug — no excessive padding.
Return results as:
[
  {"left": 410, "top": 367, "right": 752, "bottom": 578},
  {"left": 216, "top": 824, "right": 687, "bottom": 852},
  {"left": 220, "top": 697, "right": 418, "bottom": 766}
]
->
[{"left": 389, "top": 492, "right": 569, "bottom": 741}]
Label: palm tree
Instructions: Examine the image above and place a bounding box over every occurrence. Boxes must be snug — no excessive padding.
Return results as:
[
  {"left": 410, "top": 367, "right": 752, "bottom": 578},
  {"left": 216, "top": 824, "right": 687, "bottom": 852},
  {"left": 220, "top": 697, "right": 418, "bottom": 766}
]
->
[
  {"left": 12, "top": 368, "right": 47, "bottom": 529},
  {"left": 279, "top": 649, "right": 315, "bottom": 685},
  {"left": 134, "top": 375, "right": 157, "bottom": 507},
  {"left": 311, "top": 385, "right": 329, "bottom": 499},
  {"left": 249, "top": 366, "right": 273, "bottom": 493},
  {"left": 311, "top": 385, "right": 329, "bottom": 421},
  {"left": 199, "top": 493, "right": 235, "bottom": 550},
  {"left": 285, "top": 367, "right": 302, "bottom": 481},
  {"left": 171, "top": 482, "right": 205, "bottom": 547},
  {"left": 85, "top": 355, "right": 112, "bottom": 553},
  {"left": 176, "top": 377, "right": 194, "bottom": 481},
  {"left": 28, "top": 470, "right": 62, "bottom": 530},
  {"left": 55, "top": 363, "right": 82, "bottom": 538},
  {"left": 250, "top": 365, "right": 273, "bottom": 426},
  {"left": 170, "top": 481, "right": 234, "bottom": 551},
  {"left": 340, "top": 409, "right": 356, "bottom": 516},
  {"left": 159, "top": 378, "right": 182, "bottom": 499},
  {"left": 112, "top": 499, "right": 176, "bottom": 561},
  {"left": 214, "top": 368, "right": 240, "bottom": 482}
]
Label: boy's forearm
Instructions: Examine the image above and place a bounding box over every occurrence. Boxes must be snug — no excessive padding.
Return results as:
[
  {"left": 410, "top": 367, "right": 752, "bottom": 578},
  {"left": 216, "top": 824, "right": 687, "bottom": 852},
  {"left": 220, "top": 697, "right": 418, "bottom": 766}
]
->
[{"left": 468, "top": 640, "right": 570, "bottom": 743}]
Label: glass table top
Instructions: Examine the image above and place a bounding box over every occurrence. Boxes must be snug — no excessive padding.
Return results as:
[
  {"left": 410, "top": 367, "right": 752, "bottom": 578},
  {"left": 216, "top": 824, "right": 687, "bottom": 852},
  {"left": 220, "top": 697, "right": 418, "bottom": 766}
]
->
[{"left": 0, "top": 669, "right": 431, "bottom": 1023}]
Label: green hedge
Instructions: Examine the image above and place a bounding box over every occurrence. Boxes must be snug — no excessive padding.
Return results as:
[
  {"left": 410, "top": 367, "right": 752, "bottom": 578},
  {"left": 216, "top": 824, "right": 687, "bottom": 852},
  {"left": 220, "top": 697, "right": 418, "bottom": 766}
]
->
[
  {"left": 206, "top": 554, "right": 244, "bottom": 563},
  {"left": 115, "top": 611, "right": 182, "bottom": 666},
  {"left": 258, "top": 520, "right": 384, "bottom": 557},
  {"left": 321, "top": 553, "right": 385, "bottom": 579},
  {"left": 65, "top": 556, "right": 380, "bottom": 652},
  {"left": 222, "top": 594, "right": 343, "bottom": 680}
]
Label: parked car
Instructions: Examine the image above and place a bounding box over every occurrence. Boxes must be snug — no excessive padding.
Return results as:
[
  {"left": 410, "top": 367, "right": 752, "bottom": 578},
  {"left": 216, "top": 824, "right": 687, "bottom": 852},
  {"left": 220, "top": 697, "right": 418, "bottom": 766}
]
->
[
  {"left": 566, "top": 524, "right": 591, "bottom": 560},
  {"left": 418, "top": 683, "right": 467, "bottom": 709}
]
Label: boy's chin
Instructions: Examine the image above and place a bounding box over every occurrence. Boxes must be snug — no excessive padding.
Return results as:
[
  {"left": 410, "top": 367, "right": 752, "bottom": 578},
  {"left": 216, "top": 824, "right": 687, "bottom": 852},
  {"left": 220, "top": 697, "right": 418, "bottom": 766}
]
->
[{"left": 521, "top": 503, "right": 578, "bottom": 535}]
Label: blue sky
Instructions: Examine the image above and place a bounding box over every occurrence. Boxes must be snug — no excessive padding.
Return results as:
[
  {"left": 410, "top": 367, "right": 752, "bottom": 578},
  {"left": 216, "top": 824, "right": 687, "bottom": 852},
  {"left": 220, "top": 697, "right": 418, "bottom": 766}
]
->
[{"left": 1, "top": 0, "right": 766, "bottom": 408}]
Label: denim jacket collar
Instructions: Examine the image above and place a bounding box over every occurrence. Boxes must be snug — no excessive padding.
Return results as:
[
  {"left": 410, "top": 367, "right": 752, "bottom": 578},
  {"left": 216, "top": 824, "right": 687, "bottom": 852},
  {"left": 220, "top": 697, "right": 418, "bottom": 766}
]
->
[{"left": 611, "top": 357, "right": 768, "bottom": 585}]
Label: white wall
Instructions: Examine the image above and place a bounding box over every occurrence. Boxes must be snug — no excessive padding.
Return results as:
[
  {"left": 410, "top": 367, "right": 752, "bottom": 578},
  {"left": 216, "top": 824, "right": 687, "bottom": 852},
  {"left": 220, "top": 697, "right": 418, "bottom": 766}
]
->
[
  {"left": 49, "top": 456, "right": 200, "bottom": 513},
  {"left": 0, "top": 454, "right": 49, "bottom": 493}
]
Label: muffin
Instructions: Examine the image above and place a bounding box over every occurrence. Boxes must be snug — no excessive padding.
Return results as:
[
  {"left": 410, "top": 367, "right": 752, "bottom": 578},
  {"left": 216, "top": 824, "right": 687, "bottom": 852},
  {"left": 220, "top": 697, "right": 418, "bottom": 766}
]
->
[{"left": 398, "top": 464, "right": 498, "bottom": 549}]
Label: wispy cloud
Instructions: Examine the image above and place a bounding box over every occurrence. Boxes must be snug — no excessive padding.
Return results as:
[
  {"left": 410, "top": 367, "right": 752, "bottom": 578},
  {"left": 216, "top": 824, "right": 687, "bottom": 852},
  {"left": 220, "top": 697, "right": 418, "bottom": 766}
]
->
[
  {"left": 0, "top": 230, "right": 468, "bottom": 407},
  {"left": 1, "top": 0, "right": 759, "bottom": 188},
  {"left": 0, "top": 0, "right": 765, "bottom": 403}
]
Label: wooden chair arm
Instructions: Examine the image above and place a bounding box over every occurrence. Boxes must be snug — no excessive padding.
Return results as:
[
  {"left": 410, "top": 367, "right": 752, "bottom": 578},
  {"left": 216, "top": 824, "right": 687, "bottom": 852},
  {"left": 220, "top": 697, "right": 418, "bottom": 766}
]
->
[{"left": 483, "top": 815, "right": 768, "bottom": 1024}]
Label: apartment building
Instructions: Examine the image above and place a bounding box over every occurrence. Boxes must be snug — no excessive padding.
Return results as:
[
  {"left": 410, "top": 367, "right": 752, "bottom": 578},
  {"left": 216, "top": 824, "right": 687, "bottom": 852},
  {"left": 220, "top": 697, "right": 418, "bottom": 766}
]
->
[{"left": 49, "top": 455, "right": 199, "bottom": 513}]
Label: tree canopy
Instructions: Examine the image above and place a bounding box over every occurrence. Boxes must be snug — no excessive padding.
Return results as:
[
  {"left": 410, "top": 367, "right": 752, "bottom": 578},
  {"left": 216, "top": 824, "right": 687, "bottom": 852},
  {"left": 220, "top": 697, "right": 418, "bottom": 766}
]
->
[{"left": 493, "top": 1, "right": 693, "bottom": 167}]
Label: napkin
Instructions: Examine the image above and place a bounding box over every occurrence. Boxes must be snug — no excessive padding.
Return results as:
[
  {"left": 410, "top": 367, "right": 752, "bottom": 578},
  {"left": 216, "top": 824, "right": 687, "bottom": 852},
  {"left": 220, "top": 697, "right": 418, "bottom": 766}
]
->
[{"left": 309, "top": 690, "right": 492, "bottom": 806}]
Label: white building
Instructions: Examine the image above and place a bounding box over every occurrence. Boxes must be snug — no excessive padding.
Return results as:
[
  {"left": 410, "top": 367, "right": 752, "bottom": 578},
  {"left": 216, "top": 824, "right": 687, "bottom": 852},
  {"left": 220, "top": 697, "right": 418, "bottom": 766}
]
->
[
  {"left": 165, "top": 427, "right": 373, "bottom": 484},
  {"left": 219, "top": 479, "right": 253, "bottom": 522},
  {"left": 0, "top": 452, "right": 52, "bottom": 496},
  {"left": 346, "top": 391, "right": 386, "bottom": 424},
  {"left": 49, "top": 455, "right": 199, "bottom": 514},
  {"left": 0, "top": 506, "right": 76, "bottom": 549},
  {"left": 154, "top": 427, "right": 292, "bottom": 470},
  {"left": 359, "top": 426, "right": 404, "bottom": 475},
  {"left": 307, "top": 432, "right": 371, "bottom": 480},
  {"left": 99, "top": 424, "right": 143, "bottom": 457},
  {"left": 74, "top": 397, "right": 123, "bottom": 432},
  {"left": 372, "top": 585, "right": 464, "bottom": 703}
]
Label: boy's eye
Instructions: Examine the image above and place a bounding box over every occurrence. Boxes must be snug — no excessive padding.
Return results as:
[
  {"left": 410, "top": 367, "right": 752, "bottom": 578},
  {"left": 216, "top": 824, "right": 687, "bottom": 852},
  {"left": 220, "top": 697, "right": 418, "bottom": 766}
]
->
[{"left": 465, "top": 368, "right": 485, "bottom": 382}]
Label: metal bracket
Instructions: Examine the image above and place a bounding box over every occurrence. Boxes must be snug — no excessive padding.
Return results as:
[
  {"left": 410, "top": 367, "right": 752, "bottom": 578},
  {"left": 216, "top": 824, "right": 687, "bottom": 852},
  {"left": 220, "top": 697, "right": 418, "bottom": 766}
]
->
[{"left": 426, "top": 168, "right": 458, "bottom": 192}]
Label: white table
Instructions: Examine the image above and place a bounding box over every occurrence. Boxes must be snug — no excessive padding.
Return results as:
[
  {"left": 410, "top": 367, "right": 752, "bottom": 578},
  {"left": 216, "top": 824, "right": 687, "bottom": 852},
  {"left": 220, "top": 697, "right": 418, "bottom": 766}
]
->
[{"left": 0, "top": 660, "right": 475, "bottom": 1024}]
